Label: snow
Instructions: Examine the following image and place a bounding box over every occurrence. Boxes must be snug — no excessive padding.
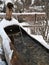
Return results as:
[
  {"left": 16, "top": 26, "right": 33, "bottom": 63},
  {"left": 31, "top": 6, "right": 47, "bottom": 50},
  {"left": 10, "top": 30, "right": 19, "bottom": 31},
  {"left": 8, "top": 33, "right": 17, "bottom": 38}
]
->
[
  {"left": 48, "top": 20, "right": 49, "bottom": 25},
  {"left": 0, "top": 48, "right": 3, "bottom": 55},
  {"left": 33, "top": 6, "right": 43, "bottom": 11},
  {"left": 18, "top": 0, "right": 23, "bottom": 5},
  {"left": 19, "top": 21, "right": 49, "bottom": 50},
  {"left": 0, "top": 17, "right": 19, "bottom": 28},
  {"left": 31, "top": 0, "right": 34, "bottom": 5},
  {"left": 4, "top": 0, "right": 17, "bottom": 4},
  {"left": 29, "top": 34, "right": 49, "bottom": 49},
  {"left": 0, "top": 60, "right": 6, "bottom": 65},
  {"left": 0, "top": 12, "right": 46, "bottom": 16},
  {"left": 0, "top": 16, "right": 49, "bottom": 65},
  {"left": 0, "top": 4, "right": 4, "bottom": 8},
  {"left": 20, "top": 22, "right": 31, "bottom": 34},
  {"left": 0, "top": 17, "right": 20, "bottom": 62},
  {"left": 20, "top": 24, "right": 49, "bottom": 50},
  {"left": 5, "top": 0, "right": 13, "bottom": 5},
  {"left": 0, "top": 28, "right": 13, "bottom": 61}
]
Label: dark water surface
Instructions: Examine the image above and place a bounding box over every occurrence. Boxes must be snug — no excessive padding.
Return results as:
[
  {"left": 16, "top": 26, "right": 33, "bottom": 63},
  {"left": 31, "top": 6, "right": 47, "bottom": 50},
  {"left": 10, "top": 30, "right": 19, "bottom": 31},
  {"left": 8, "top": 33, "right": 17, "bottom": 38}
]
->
[
  {"left": 4, "top": 25, "right": 49, "bottom": 65},
  {"left": 14, "top": 28, "right": 49, "bottom": 65}
]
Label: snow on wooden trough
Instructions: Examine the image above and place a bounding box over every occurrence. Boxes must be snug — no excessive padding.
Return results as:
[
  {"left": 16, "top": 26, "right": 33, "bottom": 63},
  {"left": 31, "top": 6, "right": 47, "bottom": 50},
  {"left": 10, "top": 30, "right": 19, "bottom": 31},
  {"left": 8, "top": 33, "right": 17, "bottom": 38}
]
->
[
  {"left": 0, "top": 27, "right": 27, "bottom": 65},
  {"left": 0, "top": 12, "right": 49, "bottom": 65},
  {"left": 0, "top": 23, "right": 49, "bottom": 65}
]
